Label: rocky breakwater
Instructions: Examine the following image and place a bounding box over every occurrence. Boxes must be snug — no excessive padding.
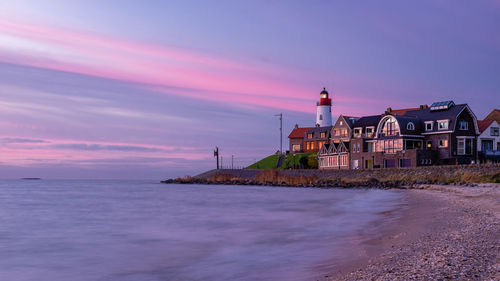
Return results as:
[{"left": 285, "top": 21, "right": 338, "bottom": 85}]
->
[{"left": 162, "top": 164, "right": 500, "bottom": 188}]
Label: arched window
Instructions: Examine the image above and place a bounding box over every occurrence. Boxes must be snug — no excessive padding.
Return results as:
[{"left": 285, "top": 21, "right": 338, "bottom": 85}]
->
[
  {"left": 378, "top": 117, "right": 400, "bottom": 137},
  {"left": 407, "top": 122, "right": 415, "bottom": 130}
]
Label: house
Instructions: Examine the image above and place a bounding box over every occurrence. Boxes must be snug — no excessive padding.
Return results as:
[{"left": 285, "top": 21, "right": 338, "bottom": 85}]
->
[
  {"left": 331, "top": 115, "right": 359, "bottom": 144},
  {"left": 288, "top": 124, "right": 312, "bottom": 153},
  {"left": 303, "top": 125, "right": 332, "bottom": 153},
  {"left": 477, "top": 119, "right": 500, "bottom": 163},
  {"left": 320, "top": 100, "right": 479, "bottom": 169},
  {"left": 350, "top": 115, "right": 382, "bottom": 169},
  {"left": 317, "top": 141, "right": 350, "bottom": 169}
]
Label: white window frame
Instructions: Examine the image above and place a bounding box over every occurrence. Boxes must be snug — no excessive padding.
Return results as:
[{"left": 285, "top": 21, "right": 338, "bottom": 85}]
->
[
  {"left": 425, "top": 121, "right": 433, "bottom": 131},
  {"left": 437, "top": 119, "right": 449, "bottom": 130},
  {"left": 457, "top": 138, "right": 465, "bottom": 155},
  {"left": 407, "top": 122, "right": 415, "bottom": 130}
]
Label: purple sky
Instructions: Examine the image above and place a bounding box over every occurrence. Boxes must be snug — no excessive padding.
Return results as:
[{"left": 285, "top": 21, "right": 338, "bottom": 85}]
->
[{"left": 0, "top": 1, "right": 499, "bottom": 179}]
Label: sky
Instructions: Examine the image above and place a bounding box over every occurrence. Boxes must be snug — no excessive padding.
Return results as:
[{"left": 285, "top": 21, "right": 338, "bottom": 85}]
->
[{"left": 0, "top": 0, "right": 499, "bottom": 179}]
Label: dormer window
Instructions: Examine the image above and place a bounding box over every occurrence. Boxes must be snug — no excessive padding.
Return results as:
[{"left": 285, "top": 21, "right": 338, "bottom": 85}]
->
[
  {"left": 320, "top": 132, "right": 326, "bottom": 138},
  {"left": 354, "top": 128, "right": 362, "bottom": 137},
  {"left": 458, "top": 121, "right": 468, "bottom": 130},
  {"left": 407, "top": 122, "right": 415, "bottom": 131},
  {"left": 307, "top": 133, "right": 313, "bottom": 139},
  {"left": 366, "top": 127, "right": 374, "bottom": 137},
  {"left": 425, "top": 121, "right": 433, "bottom": 131},
  {"left": 438, "top": 120, "right": 449, "bottom": 130}
]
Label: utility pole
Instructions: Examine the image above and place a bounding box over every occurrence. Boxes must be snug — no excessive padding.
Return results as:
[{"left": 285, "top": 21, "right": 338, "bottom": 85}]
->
[
  {"left": 214, "top": 146, "right": 219, "bottom": 169},
  {"left": 274, "top": 113, "right": 283, "bottom": 154}
]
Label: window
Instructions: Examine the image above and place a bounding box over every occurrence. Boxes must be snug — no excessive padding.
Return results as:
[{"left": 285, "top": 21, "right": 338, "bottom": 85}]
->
[
  {"left": 292, "top": 144, "right": 301, "bottom": 152},
  {"left": 319, "top": 114, "right": 323, "bottom": 121},
  {"left": 407, "top": 122, "right": 415, "bottom": 130},
  {"left": 457, "top": 138, "right": 472, "bottom": 155},
  {"left": 427, "top": 141, "right": 432, "bottom": 149},
  {"left": 354, "top": 128, "right": 362, "bottom": 137},
  {"left": 439, "top": 139, "right": 448, "bottom": 148},
  {"left": 334, "top": 129, "right": 340, "bottom": 136},
  {"left": 311, "top": 142, "right": 315, "bottom": 150},
  {"left": 425, "top": 121, "right": 433, "bottom": 131},
  {"left": 341, "top": 128, "right": 348, "bottom": 137},
  {"left": 320, "top": 132, "right": 326, "bottom": 138},
  {"left": 340, "top": 121, "right": 343, "bottom": 125},
  {"left": 438, "top": 120, "right": 448, "bottom": 130},
  {"left": 491, "top": 127, "right": 499, "bottom": 136},
  {"left": 367, "top": 142, "right": 374, "bottom": 152},
  {"left": 306, "top": 142, "right": 310, "bottom": 150},
  {"left": 376, "top": 139, "right": 403, "bottom": 154},
  {"left": 459, "top": 121, "right": 468, "bottom": 130},
  {"left": 307, "top": 133, "right": 313, "bottom": 139},
  {"left": 366, "top": 127, "right": 374, "bottom": 137},
  {"left": 379, "top": 117, "right": 400, "bottom": 137}
]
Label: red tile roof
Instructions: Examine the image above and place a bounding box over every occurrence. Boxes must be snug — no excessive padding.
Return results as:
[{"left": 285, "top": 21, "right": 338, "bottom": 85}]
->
[
  {"left": 485, "top": 109, "right": 500, "bottom": 124},
  {"left": 478, "top": 119, "right": 493, "bottom": 134},
  {"left": 288, "top": 127, "right": 312, "bottom": 139}
]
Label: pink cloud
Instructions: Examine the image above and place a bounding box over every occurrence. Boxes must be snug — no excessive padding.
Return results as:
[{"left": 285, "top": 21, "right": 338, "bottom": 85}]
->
[{"left": 0, "top": 17, "right": 377, "bottom": 113}]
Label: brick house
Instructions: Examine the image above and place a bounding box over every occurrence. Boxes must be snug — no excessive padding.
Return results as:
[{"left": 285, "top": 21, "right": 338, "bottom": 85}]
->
[
  {"left": 320, "top": 100, "right": 480, "bottom": 169},
  {"left": 303, "top": 125, "right": 332, "bottom": 153},
  {"left": 288, "top": 124, "right": 312, "bottom": 153}
]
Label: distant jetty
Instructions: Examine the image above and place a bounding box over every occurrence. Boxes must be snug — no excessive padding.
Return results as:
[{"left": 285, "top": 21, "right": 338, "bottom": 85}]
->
[
  {"left": 21, "top": 178, "right": 42, "bottom": 180},
  {"left": 162, "top": 164, "right": 500, "bottom": 188}
]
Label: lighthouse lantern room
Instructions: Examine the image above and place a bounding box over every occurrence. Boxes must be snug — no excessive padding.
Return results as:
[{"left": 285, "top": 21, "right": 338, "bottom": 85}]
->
[{"left": 316, "top": 87, "right": 332, "bottom": 127}]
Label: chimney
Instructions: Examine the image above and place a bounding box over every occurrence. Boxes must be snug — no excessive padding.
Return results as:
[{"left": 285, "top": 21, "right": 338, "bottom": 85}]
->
[
  {"left": 294, "top": 124, "right": 299, "bottom": 129},
  {"left": 315, "top": 123, "right": 320, "bottom": 127},
  {"left": 386, "top": 107, "right": 392, "bottom": 112}
]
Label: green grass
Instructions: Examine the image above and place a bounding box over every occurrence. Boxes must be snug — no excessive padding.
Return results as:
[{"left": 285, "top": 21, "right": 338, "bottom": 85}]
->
[
  {"left": 246, "top": 154, "right": 281, "bottom": 169},
  {"left": 246, "top": 153, "right": 317, "bottom": 169}
]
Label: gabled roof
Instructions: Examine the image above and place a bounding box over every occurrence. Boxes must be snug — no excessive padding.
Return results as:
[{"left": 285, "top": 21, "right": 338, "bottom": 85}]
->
[
  {"left": 318, "top": 143, "right": 330, "bottom": 155},
  {"left": 478, "top": 119, "right": 493, "bottom": 134},
  {"left": 288, "top": 127, "right": 312, "bottom": 139},
  {"left": 485, "top": 109, "right": 500, "bottom": 124},
  {"left": 340, "top": 115, "right": 360, "bottom": 128}
]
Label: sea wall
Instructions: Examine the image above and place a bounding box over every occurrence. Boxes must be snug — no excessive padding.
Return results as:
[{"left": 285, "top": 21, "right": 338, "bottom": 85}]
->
[{"left": 162, "top": 164, "right": 500, "bottom": 188}]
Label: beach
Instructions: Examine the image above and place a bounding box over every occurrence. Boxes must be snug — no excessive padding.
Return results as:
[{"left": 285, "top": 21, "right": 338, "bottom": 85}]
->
[{"left": 329, "top": 184, "right": 500, "bottom": 280}]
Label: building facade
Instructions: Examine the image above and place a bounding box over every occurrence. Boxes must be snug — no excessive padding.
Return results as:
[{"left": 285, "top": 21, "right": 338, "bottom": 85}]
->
[
  {"left": 477, "top": 119, "right": 500, "bottom": 163},
  {"left": 319, "top": 100, "right": 480, "bottom": 169}
]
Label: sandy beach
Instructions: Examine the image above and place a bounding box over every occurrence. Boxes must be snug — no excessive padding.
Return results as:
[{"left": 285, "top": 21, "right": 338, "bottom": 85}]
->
[{"left": 326, "top": 184, "right": 500, "bottom": 280}]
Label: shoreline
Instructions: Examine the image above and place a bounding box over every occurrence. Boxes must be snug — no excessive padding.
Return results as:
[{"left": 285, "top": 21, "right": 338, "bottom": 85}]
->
[
  {"left": 328, "top": 184, "right": 500, "bottom": 280},
  {"left": 163, "top": 164, "right": 500, "bottom": 188}
]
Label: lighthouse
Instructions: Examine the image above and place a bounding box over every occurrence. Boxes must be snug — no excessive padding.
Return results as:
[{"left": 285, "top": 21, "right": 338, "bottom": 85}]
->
[{"left": 316, "top": 87, "right": 332, "bottom": 126}]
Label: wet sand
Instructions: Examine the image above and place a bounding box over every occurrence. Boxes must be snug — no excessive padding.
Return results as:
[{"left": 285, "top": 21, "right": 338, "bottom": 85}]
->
[{"left": 324, "top": 184, "right": 500, "bottom": 280}]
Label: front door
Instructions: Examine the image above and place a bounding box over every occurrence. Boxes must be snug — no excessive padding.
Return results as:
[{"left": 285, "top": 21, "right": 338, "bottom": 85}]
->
[{"left": 365, "top": 159, "right": 373, "bottom": 169}]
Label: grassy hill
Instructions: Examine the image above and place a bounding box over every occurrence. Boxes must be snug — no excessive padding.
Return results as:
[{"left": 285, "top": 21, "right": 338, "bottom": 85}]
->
[{"left": 246, "top": 153, "right": 317, "bottom": 169}]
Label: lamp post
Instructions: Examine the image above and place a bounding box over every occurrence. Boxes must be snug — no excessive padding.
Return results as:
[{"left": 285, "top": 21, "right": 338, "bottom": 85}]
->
[
  {"left": 274, "top": 113, "right": 283, "bottom": 154},
  {"left": 214, "top": 146, "right": 219, "bottom": 169}
]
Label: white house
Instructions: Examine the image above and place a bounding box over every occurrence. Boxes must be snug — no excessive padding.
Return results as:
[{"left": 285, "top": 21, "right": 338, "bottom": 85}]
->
[{"left": 477, "top": 119, "right": 500, "bottom": 163}]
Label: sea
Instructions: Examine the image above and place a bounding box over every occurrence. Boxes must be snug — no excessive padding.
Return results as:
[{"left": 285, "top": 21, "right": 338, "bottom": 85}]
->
[{"left": 0, "top": 180, "right": 408, "bottom": 281}]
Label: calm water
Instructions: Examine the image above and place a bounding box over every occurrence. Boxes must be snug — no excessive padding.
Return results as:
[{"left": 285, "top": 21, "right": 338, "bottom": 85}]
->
[{"left": 0, "top": 180, "right": 407, "bottom": 281}]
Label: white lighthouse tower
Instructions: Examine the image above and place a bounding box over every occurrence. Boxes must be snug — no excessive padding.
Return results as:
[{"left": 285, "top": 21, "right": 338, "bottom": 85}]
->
[{"left": 316, "top": 87, "right": 332, "bottom": 127}]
